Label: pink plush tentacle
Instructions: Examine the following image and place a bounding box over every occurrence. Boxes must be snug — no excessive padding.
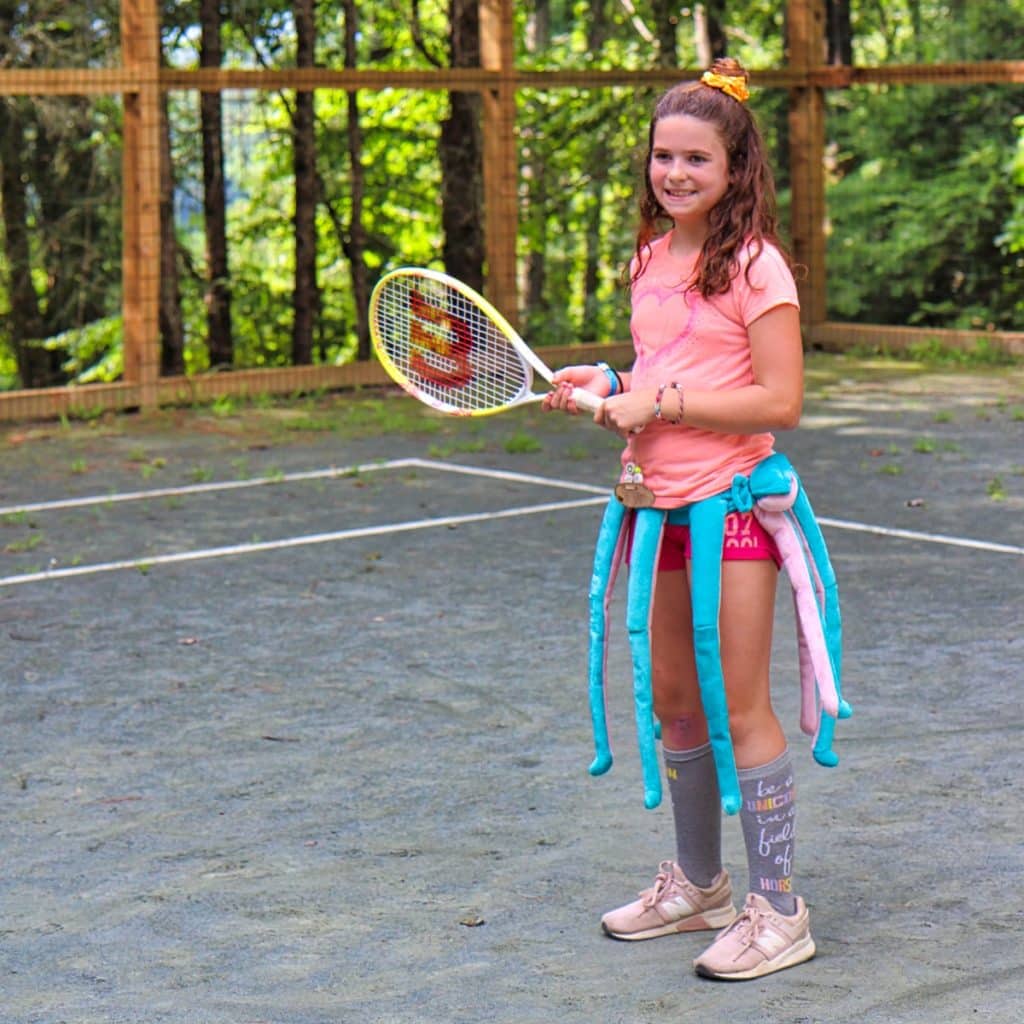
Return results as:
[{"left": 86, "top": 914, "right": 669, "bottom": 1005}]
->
[
  {"left": 791, "top": 589, "right": 820, "bottom": 735},
  {"left": 755, "top": 506, "right": 840, "bottom": 721}
]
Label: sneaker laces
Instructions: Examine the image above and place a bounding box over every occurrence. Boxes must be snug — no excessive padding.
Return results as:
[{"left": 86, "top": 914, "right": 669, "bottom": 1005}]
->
[
  {"left": 640, "top": 861, "right": 682, "bottom": 909},
  {"left": 723, "top": 903, "right": 768, "bottom": 949}
]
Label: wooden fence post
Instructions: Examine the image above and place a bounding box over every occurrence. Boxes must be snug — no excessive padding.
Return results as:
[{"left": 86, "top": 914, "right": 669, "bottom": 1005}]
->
[
  {"left": 479, "top": 0, "right": 518, "bottom": 323},
  {"left": 121, "top": 0, "right": 162, "bottom": 409},
  {"left": 786, "top": 0, "right": 828, "bottom": 327}
]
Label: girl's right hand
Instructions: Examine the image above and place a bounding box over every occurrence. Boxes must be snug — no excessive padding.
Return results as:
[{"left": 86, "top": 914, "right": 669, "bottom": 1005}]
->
[{"left": 541, "top": 365, "right": 610, "bottom": 414}]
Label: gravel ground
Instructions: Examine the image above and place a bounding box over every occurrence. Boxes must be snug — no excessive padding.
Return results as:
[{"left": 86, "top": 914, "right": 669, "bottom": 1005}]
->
[{"left": 2, "top": 358, "right": 1022, "bottom": 1023}]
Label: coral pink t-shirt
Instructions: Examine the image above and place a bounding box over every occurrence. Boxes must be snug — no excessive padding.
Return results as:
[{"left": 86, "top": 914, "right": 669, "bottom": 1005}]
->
[{"left": 622, "top": 232, "right": 800, "bottom": 507}]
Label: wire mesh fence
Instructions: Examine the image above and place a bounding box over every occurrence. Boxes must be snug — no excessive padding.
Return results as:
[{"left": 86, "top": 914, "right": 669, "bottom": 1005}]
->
[{"left": 0, "top": 1, "right": 1022, "bottom": 420}]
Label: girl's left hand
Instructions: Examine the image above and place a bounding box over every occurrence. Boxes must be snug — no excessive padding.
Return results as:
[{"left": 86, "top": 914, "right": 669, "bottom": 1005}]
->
[
  {"left": 543, "top": 365, "right": 609, "bottom": 415},
  {"left": 598, "top": 389, "right": 656, "bottom": 437}
]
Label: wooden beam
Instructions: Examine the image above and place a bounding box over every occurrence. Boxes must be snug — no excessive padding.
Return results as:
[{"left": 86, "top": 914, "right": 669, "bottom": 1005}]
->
[
  {"left": 120, "top": 0, "right": 162, "bottom": 410},
  {"left": 3, "top": 60, "right": 1024, "bottom": 98},
  {"left": 0, "top": 342, "right": 640, "bottom": 422},
  {"left": 786, "top": 0, "right": 828, "bottom": 326},
  {"left": 480, "top": 0, "right": 519, "bottom": 324},
  {"left": 808, "top": 322, "right": 1024, "bottom": 359},
  {"left": 808, "top": 59, "right": 1024, "bottom": 87}
]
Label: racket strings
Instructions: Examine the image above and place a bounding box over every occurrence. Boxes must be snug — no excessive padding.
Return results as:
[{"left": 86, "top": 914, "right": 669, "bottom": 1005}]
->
[{"left": 374, "top": 277, "right": 532, "bottom": 413}]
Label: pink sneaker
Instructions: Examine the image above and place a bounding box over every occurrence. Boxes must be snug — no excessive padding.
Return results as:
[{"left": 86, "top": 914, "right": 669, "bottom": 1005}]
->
[
  {"left": 600, "top": 861, "right": 737, "bottom": 941},
  {"left": 693, "top": 893, "right": 816, "bottom": 980}
]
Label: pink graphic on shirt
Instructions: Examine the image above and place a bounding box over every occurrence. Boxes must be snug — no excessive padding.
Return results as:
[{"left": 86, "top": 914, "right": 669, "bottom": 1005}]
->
[{"left": 631, "top": 279, "right": 700, "bottom": 373}]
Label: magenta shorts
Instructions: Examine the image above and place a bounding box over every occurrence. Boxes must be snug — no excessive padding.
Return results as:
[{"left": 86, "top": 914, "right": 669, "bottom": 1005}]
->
[{"left": 628, "top": 511, "right": 782, "bottom": 571}]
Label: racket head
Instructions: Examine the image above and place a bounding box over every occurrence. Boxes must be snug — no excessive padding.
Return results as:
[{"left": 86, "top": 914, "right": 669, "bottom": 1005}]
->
[{"left": 369, "top": 268, "right": 542, "bottom": 416}]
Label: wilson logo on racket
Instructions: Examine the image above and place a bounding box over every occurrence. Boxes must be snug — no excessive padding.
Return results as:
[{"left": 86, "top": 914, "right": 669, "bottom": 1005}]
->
[
  {"left": 370, "top": 267, "right": 602, "bottom": 417},
  {"left": 408, "top": 290, "right": 474, "bottom": 388}
]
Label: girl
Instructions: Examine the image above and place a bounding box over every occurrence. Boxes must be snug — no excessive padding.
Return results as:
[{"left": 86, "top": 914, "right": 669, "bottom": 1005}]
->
[{"left": 544, "top": 58, "right": 816, "bottom": 980}]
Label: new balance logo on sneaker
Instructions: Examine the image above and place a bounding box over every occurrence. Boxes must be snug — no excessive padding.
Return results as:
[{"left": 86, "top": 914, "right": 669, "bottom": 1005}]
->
[
  {"left": 600, "top": 861, "right": 737, "bottom": 941},
  {"left": 693, "top": 892, "right": 816, "bottom": 980}
]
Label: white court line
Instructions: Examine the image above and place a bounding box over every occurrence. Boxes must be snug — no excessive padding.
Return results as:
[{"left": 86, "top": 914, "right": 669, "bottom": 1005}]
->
[
  {"left": 0, "top": 494, "right": 609, "bottom": 587},
  {"left": 1, "top": 459, "right": 1020, "bottom": 588},
  {"left": 409, "top": 460, "right": 609, "bottom": 496},
  {"left": 0, "top": 458, "right": 419, "bottom": 516},
  {"left": 0, "top": 457, "right": 607, "bottom": 518},
  {"left": 818, "top": 516, "right": 1024, "bottom": 556}
]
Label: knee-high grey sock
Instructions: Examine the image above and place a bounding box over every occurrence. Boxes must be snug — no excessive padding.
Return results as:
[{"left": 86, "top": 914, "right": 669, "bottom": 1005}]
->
[
  {"left": 664, "top": 743, "right": 722, "bottom": 888},
  {"left": 738, "top": 748, "right": 799, "bottom": 915}
]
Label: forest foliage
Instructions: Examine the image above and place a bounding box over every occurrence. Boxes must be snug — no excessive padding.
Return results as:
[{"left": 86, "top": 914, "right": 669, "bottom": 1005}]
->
[{"left": 0, "top": 0, "right": 1022, "bottom": 390}]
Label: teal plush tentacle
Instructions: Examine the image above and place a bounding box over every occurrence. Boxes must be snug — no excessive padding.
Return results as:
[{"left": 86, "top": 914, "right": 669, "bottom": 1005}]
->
[
  {"left": 687, "top": 496, "right": 742, "bottom": 815},
  {"left": 625, "top": 508, "right": 667, "bottom": 809},
  {"left": 587, "top": 497, "right": 628, "bottom": 778}
]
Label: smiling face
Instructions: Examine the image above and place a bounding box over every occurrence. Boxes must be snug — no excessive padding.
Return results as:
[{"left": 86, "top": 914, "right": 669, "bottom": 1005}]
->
[{"left": 648, "top": 114, "right": 730, "bottom": 232}]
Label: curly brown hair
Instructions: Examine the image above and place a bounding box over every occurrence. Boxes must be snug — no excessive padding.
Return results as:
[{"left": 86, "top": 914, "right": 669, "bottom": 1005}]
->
[{"left": 631, "top": 58, "right": 790, "bottom": 297}]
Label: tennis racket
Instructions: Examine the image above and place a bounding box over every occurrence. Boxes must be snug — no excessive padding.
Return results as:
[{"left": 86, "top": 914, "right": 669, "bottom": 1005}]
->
[{"left": 369, "top": 267, "right": 603, "bottom": 416}]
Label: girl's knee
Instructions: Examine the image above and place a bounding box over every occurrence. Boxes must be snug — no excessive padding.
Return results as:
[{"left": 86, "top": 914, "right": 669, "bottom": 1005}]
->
[{"left": 659, "top": 709, "right": 709, "bottom": 749}]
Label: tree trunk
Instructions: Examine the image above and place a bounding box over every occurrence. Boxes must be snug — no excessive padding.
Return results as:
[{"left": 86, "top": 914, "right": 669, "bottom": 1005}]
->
[
  {"left": 441, "top": 0, "right": 484, "bottom": 291},
  {"left": 200, "top": 0, "right": 233, "bottom": 368},
  {"left": 580, "top": 169, "right": 607, "bottom": 342},
  {"left": 586, "top": 0, "right": 607, "bottom": 52},
  {"left": 825, "top": 0, "right": 853, "bottom": 66},
  {"left": 523, "top": 140, "right": 548, "bottom": 321},
  {"left": 580, "top": 0, "right": 611, "bottom": 339},
  {"left": 908, "top": 0, "right": 922, "bottom": 61},
  {"left": 292, "top": 0, "right": 319, "bottom": 365},
  {"left": 528, "top": 0, "right": 550, "bottom": 51},
  {"left": 32, "top": 98, "right": 109, "bottom": 333},
  {"left": 651, "top": 0, "right": 680, "bottom": 67},
  {"left": 694, "top": 1, "right": 728, "bottom": 66},
  {"left": 159, "top": 91, "right": 185, "bottom": 376},
  {"left": 521, "top": 14, "right": 550, "bottom": 327},
  {"left": 0, "top": 98, "right": 62, "bottom": 387},
  {"left": 343, "top": 0, "right": 371, "bottom": 361}
]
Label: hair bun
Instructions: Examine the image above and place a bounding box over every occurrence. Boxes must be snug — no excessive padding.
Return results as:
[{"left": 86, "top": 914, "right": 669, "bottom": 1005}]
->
[
  {"left": 709, "top": 57, "right": 748, "bottom": 82},
  {"left": 701, "top": 58, "right": 750, "bottom": 103}
]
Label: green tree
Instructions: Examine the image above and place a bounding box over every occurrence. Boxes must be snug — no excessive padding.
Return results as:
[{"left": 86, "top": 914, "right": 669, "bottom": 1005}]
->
[
  {"left": 0, "top": 2, "right": 121, "bottom": 388},
  {"left": 824, "top": 0, "right": 1024, "bottom": 331}
]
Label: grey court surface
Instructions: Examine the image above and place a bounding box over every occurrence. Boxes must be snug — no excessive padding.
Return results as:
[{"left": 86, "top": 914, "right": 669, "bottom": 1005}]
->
[{"left": 1, "top": 361, "right": 1022, "bottom": 1024}]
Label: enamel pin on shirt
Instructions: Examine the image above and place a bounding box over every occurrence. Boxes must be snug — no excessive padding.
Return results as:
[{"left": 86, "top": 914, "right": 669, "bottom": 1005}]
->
[{"left": 615, "top": 461, "right": 656, "bottom": 508}]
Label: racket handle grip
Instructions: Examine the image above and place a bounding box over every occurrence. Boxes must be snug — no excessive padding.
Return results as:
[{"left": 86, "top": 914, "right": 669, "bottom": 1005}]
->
[{"left": 570, "top": 387, "right": 604, "bottom": 413}]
